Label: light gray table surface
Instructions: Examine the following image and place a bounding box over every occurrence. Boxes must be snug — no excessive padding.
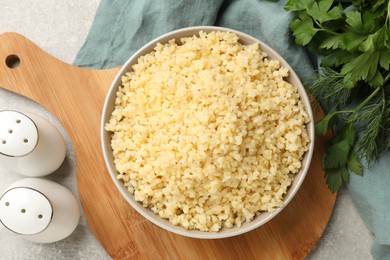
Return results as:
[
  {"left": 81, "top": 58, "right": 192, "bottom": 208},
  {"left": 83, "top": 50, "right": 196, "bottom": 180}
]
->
[{"left": 0, "top": 1, "right": 374, "bottom": 259}]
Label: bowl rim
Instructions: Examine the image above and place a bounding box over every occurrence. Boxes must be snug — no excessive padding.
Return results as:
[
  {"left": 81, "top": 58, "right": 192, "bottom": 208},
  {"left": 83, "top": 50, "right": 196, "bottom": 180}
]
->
[{"left": 101, "top": 26, "right": 315, "bottom": 239}]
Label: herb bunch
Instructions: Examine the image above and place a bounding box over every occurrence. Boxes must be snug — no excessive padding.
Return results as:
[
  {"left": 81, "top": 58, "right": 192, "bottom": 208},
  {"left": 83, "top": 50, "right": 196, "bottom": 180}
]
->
[{"left": 285, "top": 0, "right": 390, "bottom": 192}]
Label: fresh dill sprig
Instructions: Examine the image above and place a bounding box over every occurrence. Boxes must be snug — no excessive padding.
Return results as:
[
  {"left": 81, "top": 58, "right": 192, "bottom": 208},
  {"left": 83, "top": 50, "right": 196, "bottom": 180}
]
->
[
  {"left": 353, "top": 85, "right": 390, "bottom": 164},
  {"left": 308, "top": 68, "right": 352, "bottom": 111}
]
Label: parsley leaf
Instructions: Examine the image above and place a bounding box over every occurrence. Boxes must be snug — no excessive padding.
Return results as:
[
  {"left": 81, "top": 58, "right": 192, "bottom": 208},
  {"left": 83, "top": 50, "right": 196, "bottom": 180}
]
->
[
  {"left": 359, "top": 33, "right": 376, "bottom": 53},
  {"left": 324, "top": 168, "right": 344, "bottom": 193},
  {"left": 290, "top": 12, "right": 320, "bottom": 45},
  {"left": 323, "top": 139, "right": 351, "bottom": 168},
  {"left": 323, "top": 123, "right": 356, "bottom": 169},
  {"left": 321, "top": 123, "right": 360, "bottom": 192},
  {"left": 345, "top": 10, "right": 377, "bottom": 34},
  {"left": 334, "top": 123, "right": 356, "bottom": 145},
  {"left": 324, "top": 164, "right": 354, "bottom": 193},
  {"left": 319, "top": 34, "right": 343, "bottom": 50},
  {"left": 341, "top": 51, "right": 380, "bottom": 88},
  {"left": 369, "top": 70, "right": 384, "bottom": 87},
  {"left": 379, "top": 49, "right": 390, "bottom": 70},
  {"left": 347, "top": 150, "right": 363, "bottom": 176},
  {"left": 321, "top": 50, "right": 358, "bottom": 67},
  {"left": 341, "top": 167, "right": 350, "bottom": 182},
  {"left": 340, "top": 31, "right": 367, "bottom": 52},
  {"left": 372, "top": 26, "right": 389, "bottom": 49},
  {"left": 345, "top": 10, "right": 365, "bottom": 32},
  {"left": 360, "top": 26, "right": 390, "bottom": 52},
  {"left": 284, "top": 0, "right": 314, "bottom": 11},
  {"left": 315, "top": 111, "right": 338, "bottom": 135},
  {"left": 306, "top": 0, "right": 342, "bottom": 23}
]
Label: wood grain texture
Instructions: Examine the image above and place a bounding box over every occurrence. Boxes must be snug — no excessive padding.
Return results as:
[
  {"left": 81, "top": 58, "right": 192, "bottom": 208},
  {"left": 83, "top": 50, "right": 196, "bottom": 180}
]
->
[{"left": 0, "top": 32, "right": 336, "bottom": 260}]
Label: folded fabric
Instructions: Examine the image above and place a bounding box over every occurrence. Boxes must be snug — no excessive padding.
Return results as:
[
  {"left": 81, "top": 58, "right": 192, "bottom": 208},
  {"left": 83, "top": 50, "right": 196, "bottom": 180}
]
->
[
  {"left": 73, "top": 0, "right": 390, "bottom": 258},
  {"left": 349, "top": 153, "right": 390, "bottom": 259},
  {"left": 74, "top": 0, "right": 315, "bottom": 84}
]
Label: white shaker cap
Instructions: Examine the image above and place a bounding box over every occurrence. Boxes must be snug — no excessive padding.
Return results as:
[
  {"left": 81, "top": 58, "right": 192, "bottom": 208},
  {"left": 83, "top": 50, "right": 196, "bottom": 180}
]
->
[
  {"left": 0, "top": 111, "right": 38, "bottom": 157},
  {"left": 0, "top": 187, "right": 52, "bottom": 235}
]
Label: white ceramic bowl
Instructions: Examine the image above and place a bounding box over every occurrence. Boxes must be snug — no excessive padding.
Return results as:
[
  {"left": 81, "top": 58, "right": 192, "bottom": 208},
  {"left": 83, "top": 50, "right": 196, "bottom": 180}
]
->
[{"left": 101, "top": 26, "right": 315, "bottom": 239}]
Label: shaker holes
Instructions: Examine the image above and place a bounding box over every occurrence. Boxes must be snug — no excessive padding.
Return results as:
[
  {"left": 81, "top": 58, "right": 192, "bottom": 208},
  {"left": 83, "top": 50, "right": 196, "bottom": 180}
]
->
[
  {"left": 21, "top": 209, "right": 26, "bottom": 213},
  {"left": 5, "top": 202, "right": 10, "bottom": 206},
  {"left": 16, "top": 119, "right": 21, "bottom": 124},
  {"left": 2, "top": 140, "right": 6, "bottom": 144},
  {"left": 38, "top": 214, "right": 43, "bottom": 219},
  {"left": 8, "top": 129, "right": 13, "bottom": 134},
  {"left": 24, "top": 139, "right": 28, "bottom": 143}
]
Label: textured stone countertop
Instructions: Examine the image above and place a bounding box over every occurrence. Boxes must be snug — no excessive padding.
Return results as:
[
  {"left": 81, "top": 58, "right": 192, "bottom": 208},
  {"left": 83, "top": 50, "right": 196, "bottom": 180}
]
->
[{"left": 0, "top": 1, "right": 373, "bottom": 259}]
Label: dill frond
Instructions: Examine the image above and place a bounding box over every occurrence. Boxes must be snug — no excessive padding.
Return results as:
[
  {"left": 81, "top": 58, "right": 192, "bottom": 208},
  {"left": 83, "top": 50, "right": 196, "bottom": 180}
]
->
[
  {"left": 353, "top": 86, "right": 389, "bottom": 164},
  {"left": 308, "top": 68, "right": 352, "bottom": 112}
]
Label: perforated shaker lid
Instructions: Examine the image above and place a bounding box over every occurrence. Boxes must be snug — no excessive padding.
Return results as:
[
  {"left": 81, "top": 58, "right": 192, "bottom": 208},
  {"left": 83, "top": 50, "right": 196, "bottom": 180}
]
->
[
  {"left": 0, "top": 110, "right": 38, "bottom": 157},
  {"left": 0, "top": 187, "right": 52, "bottom": 235}
]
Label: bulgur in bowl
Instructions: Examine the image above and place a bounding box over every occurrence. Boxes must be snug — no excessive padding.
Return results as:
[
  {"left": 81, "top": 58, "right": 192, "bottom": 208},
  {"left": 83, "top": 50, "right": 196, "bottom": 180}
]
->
[{"left": 101, "top": 26, "right": 315, "bottom": 239}]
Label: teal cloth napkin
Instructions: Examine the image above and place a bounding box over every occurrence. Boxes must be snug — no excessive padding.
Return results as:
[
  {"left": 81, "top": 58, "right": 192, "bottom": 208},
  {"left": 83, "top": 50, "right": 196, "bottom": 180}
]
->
[{"left": 74, "top": 0, "right": 390, "bottom": 258}]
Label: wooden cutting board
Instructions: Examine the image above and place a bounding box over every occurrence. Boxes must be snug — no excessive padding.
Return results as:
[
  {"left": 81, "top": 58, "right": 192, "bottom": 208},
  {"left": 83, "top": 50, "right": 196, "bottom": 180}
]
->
[{"left": 0, "top": 32, "right": 336, "bottom": 259}]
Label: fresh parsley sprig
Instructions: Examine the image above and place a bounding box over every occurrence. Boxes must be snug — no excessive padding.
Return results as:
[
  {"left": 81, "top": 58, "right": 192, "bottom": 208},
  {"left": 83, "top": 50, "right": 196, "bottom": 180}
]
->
[{"left": 285, "top": 0, "right": 390, "bottom": 192}]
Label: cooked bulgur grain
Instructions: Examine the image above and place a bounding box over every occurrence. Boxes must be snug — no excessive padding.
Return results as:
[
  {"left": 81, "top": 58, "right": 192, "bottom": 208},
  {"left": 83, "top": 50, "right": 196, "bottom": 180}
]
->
[{"left": 105, "top": 31, "right": 310, "bottom": 231}]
